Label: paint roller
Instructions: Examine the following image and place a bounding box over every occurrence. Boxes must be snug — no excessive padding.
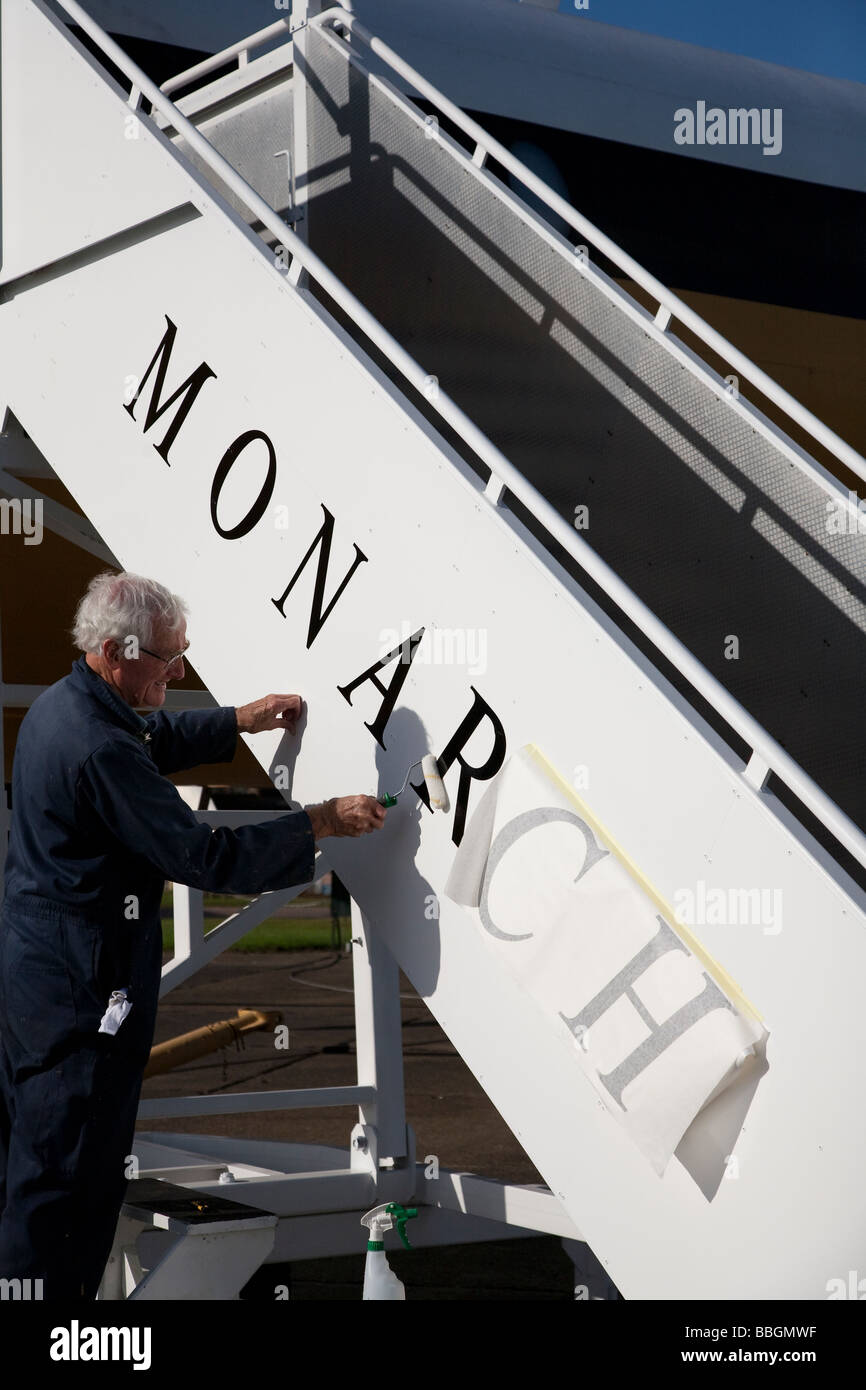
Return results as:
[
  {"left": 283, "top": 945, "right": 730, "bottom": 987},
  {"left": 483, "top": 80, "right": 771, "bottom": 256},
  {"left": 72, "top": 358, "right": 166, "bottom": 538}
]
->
[
  {"left": 421, "top": 754, "right": 450, "bottom": 812},
  {"left": 378, "top": 754, "right": 450, "bottom": 812}
]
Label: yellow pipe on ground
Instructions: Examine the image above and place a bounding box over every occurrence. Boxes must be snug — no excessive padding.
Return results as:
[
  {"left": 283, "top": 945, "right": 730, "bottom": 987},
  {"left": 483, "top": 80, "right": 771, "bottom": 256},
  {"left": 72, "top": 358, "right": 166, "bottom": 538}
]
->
[{"left": 144, "top": 1008, "right": 282, "bottom": 1078}]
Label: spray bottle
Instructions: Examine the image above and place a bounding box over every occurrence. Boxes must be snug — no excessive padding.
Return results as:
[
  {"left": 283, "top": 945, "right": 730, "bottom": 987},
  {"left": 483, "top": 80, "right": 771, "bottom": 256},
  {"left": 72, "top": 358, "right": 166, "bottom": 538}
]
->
[{"left": 360, "top": 1202, "right": 418, "bottom": 1300}]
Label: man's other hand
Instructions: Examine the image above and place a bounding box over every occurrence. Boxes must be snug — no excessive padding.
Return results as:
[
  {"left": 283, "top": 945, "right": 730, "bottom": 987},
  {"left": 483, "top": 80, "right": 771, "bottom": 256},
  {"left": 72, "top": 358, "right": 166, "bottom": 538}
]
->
[
  {"left": 236, "top": 694, "right": 303, "bottom": 735},
  {"left": 305, "top": 796, "right": 387, "bottom": 840}
]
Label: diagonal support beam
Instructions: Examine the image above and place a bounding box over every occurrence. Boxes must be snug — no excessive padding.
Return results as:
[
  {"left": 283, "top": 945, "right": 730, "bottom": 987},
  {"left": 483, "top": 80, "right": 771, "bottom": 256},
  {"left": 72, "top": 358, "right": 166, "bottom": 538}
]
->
[{"left": 0, "top": 465, "right": 118, "bottom": 563}]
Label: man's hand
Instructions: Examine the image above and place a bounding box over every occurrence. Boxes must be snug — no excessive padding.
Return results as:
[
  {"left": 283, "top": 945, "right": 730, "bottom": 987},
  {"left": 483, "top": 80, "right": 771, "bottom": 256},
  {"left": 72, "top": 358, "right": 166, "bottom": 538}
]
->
[
  {"left": 305, "top": 796, "right": 386, "bottom": 840},
  {"left": 236, "top": 694, "right": 303, "bottom": 736}
]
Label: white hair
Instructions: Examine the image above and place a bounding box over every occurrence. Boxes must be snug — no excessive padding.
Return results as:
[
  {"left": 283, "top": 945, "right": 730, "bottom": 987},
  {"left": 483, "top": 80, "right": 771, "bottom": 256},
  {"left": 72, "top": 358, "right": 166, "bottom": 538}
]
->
[{"left": 71, "top": 572, "right": 189, "bottom": 653}]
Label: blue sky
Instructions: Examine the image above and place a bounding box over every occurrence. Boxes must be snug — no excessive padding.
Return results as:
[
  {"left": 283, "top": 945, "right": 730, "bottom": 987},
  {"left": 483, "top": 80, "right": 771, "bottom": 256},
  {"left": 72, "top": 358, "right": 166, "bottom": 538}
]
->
[{"left": 547, "top": 0, "right": 866, "bottom": 85}]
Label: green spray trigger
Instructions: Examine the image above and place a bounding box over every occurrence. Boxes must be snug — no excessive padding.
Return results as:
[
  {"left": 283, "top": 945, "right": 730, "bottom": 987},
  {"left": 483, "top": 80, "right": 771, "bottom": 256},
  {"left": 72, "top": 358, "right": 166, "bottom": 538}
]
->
[{"left": 385, "top": 1201, "right": 418, "bottom": 1249}]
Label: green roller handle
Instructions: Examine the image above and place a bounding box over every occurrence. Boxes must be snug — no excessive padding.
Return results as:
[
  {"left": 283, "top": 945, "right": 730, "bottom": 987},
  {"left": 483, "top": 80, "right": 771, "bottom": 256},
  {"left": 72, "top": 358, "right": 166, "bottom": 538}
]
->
[{"left": 378, "top": 758, "right": 423, "bottom": 809}]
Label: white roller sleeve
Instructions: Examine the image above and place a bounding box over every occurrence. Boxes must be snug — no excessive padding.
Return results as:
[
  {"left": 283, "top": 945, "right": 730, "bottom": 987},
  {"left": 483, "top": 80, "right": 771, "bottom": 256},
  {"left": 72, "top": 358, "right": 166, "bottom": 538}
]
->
[{"left": 421, "top": 753, "right": 450, "bottom": 812}]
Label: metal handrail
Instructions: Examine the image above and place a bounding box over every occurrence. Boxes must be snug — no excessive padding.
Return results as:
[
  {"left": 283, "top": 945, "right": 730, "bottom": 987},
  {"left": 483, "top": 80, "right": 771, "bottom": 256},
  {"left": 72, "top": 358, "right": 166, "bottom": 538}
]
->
[
  {"left": 160, "top": 16, "right": 294, "bottom": 96},
  {"left": 323, "top": 7, "right": 866, "bottom": 487},
  {"left": 47, "top": 0, "right": 866, "bottom": 876}
]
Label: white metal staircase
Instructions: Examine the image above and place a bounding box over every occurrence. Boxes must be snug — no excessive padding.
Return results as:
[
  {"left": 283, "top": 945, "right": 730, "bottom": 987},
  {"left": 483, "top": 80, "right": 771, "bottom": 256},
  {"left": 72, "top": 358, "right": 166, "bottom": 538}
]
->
[{"left": 2, "top": 0, "right": 866, "bottom": 1298}]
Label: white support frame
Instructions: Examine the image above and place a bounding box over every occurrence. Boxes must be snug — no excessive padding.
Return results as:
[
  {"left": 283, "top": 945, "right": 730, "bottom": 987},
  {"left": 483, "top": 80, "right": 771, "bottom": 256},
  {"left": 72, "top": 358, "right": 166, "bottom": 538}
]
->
[
  {"left": 160, "top": 823, "right": 328, "bottom": 994},
  {"left": 0, "top": 464, "right": 118, "bottom": 563},
  {"left": 349, "top": 898, "right": 410, "bottom": 1166}
]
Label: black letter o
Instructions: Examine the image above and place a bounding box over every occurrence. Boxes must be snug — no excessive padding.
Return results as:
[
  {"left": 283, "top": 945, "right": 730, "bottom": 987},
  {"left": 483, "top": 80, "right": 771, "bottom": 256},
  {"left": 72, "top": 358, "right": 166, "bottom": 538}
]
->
[{"left": 210, "top": 429, "right": 277, "bottom": 540}]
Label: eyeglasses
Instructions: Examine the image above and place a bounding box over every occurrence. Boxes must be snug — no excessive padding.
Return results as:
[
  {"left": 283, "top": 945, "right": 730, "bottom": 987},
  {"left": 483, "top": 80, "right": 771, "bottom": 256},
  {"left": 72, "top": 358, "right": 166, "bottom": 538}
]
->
[{"left": 139, "top": 641, "right": 190, "bottom": 670}]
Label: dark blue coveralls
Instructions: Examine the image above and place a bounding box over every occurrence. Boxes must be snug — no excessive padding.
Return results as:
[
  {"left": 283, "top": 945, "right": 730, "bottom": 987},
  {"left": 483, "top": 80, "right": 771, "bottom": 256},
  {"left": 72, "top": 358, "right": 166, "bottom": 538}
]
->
[{"left": 0, "top": 655, "right": 316, "bottom": 1299}]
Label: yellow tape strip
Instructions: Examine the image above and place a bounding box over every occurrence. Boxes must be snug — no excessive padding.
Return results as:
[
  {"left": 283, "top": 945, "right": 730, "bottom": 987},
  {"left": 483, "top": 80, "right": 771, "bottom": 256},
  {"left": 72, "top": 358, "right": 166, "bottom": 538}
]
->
[{"left": 525, "top": 743, "right": 764, "bottom": 1025}]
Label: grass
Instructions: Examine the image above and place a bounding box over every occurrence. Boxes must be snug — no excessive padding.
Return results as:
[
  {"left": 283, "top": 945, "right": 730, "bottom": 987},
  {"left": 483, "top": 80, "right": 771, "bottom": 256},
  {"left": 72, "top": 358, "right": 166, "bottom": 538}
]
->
[{"left": 160, "top": 888, "right": 350, "bottom": 952}]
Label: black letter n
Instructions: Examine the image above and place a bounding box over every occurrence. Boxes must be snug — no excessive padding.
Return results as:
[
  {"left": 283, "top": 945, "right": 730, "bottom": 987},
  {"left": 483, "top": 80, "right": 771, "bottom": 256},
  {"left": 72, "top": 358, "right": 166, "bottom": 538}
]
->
[{"left": 272, "top": 505, "right": 367, "bottom": 648}]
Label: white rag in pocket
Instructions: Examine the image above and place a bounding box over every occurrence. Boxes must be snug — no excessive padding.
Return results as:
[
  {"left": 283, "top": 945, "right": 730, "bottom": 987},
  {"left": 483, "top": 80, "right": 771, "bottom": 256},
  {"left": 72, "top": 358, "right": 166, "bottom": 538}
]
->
[{"left": 98, "top": 987, "right": 132, "bottom": 1036}]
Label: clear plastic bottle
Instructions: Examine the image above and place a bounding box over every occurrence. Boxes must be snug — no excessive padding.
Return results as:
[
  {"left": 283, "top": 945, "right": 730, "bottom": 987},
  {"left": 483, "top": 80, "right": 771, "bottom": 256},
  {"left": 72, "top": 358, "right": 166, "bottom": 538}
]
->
[{"left": 360, "top": 1202, "right": 417, "bottom": 1300}]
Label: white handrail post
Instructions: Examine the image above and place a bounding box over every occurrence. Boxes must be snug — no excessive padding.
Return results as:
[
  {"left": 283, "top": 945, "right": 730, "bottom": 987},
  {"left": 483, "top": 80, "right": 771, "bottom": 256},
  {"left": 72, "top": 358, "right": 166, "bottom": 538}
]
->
[
  {"left": 288, "top": 0, "right": 313, "bottom": 285},
  {"left": 350, "top": 897, "right": 409, "bottom": 1170},
  {"left": 171, "top": 882, "right": 203, "bottom": 969},
  {"left": 744, "top": 751, "right": 772, "bottom": 792}
]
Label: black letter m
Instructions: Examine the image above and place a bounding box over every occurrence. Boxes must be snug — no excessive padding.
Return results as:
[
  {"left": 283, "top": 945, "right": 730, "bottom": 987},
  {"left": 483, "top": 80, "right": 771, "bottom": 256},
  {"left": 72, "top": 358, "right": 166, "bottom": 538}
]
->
[{"left": 124, "top": 316, "right": 216, "bottom": 464}]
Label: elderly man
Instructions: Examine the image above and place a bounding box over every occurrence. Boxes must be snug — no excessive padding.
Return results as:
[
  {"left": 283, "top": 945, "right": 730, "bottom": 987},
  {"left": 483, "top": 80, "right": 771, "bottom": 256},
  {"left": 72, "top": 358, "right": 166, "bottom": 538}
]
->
[{"left": 0, "top": 571, "right": 385, "bottom": 1300}]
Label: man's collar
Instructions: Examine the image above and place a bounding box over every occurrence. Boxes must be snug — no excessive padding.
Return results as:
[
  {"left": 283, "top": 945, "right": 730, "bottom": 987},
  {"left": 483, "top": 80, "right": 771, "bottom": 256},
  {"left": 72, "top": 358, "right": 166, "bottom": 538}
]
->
[{"left": 71, "top": 655, "right": 153, "bottom": 744}]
